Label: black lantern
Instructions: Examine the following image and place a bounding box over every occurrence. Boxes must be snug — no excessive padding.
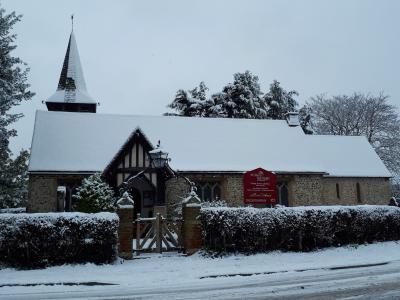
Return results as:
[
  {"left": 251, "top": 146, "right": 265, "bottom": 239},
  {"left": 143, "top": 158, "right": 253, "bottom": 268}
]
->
[
  {"left": 149, "top": 140, "right": 198, "bottom": 201},
  {"left": 149, "top": 140, "right": 169, "bottom": 168}
]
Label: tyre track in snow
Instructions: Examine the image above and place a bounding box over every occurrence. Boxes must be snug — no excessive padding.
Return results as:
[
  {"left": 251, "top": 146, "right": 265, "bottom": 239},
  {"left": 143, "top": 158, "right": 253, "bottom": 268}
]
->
[{"left": 2, "top": 260, "right": 400, "bottom": 299}]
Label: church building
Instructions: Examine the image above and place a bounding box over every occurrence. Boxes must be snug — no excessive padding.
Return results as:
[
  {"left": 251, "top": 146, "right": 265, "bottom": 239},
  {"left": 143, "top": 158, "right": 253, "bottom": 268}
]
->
[{"left": 27, "top": 31, "right": 392, "bottom": 216}]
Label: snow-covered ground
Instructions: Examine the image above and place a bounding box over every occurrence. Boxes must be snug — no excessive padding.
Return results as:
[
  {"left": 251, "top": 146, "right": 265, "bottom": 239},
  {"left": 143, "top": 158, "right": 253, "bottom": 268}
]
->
[{"left": 1, "top": 242, "right": 400, "bottom": 299}]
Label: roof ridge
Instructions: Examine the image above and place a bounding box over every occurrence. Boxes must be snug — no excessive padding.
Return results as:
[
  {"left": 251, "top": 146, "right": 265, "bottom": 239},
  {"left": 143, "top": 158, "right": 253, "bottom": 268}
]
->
[{"left": 37, "top": 110, "right": 292, "bottom": 123}]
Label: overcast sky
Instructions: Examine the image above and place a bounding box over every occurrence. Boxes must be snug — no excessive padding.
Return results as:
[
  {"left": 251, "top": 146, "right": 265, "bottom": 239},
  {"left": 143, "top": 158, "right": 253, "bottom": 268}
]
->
[{"left": 3, "top": 0, "right": 400, "bottom": 154}]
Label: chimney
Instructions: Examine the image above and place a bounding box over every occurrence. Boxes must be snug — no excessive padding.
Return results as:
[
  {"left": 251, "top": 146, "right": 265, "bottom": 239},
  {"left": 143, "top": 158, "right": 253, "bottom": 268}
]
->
[{"left": 285, "top": 112, "right": 300, "bottom": 127}]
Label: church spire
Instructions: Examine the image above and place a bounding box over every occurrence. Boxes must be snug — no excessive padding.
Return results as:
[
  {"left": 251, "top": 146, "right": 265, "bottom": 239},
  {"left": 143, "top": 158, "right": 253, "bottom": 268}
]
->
[
  {"left": 46, "top": 19, "right": 97, "bottom": 113},
  {"left": 56, "top": 31, "right": 89, "bottom": 94}
]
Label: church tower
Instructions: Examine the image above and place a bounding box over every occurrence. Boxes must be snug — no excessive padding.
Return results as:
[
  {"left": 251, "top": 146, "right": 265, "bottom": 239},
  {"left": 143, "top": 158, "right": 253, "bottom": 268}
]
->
[{"left": 45, "top": 27, "right": 97, "bottom": 113}]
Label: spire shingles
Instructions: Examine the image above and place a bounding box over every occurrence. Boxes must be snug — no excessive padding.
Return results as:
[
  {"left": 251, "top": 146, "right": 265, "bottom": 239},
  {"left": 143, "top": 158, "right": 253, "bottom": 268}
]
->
[{"left": 47, "top": 32, "right": 95, "bottom": 105}]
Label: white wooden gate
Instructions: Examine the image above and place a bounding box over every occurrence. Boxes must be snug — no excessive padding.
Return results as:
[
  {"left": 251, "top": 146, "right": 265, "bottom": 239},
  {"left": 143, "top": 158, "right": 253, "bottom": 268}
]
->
[{"left": 134, "top": 213, "right": 183, "bottom": 254}]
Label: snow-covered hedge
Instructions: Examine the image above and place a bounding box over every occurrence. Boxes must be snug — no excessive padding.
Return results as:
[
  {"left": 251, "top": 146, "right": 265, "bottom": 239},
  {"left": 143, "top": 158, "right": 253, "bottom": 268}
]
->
[
  {"left": 0, "top": 212, "right": 119, "bottom": 268},
  {"left": 0, "top": 207, "right": 26, "bottom": 214},
  {"left": 200, "top": 205, "right": 400, "bottom": 253}
]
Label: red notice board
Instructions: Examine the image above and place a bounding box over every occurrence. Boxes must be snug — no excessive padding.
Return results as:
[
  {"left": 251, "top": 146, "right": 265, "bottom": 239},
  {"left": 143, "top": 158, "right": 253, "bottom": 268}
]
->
[{"left": 243, "top": 168, "right": 277, "bottom": 205}]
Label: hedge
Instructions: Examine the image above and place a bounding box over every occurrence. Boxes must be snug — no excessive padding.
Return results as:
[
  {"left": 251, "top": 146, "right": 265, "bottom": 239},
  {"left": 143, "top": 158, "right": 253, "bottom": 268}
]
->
[
  {"left": 0, "top": 207, "right": 26, "bottom": 214},
  {"left": 200, "top": 205, "right": 400, "bottom": 253},
  {"left": 0, "top": 212, "right": 119, "bottom": 268}
]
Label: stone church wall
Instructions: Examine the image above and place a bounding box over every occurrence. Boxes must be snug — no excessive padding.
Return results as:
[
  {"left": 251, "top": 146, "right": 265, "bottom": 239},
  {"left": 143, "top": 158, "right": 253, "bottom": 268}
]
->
[
  {"left": 322, "top": 177, "right": 390, "bottom": 205},
  {"left": 27, "top": 175, "right": 58, "bottom": 212},
  {"left": 221, "top": 175, "right": 244, "bottom": 207},
  {"left": 164, "top": 173, "right": 391, "bottom": 212},
  {"left": 165, "top": 177, "right": 190, "bottom": 218},
  {"left": 164, "top": 173, "right": 244, "bottom": 218},
  {"left": 28, "top": 172, "right": 391, "bottom": 215},
  {"left": 290, "top": 175, "right": 324, "bottom": 206},
  {"left": 28, "top": 173, "right": 88, "bottom": 213},
  {"left": 286, "top": 175, "right": 390, "bottom": 206}
]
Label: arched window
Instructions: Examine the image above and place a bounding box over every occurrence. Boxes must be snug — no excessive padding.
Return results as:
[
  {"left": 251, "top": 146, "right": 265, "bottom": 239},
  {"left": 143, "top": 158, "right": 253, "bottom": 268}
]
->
[
  {"left": 203, "top": 184, "right": 212, "bottom": 202},
  {"left": 356, "top": 183, "right": 362, "bottom": 203},
  {"left": 195, "top": 182, "right": 222, "bottom": 202},
  {"left": 278, "top": 182, "right": 289, "bottom": 206},
  {"left": 213, "top": 184, "right": 221, "bottom": 200},
  {"left": 336, "top": 183, "right": 340, "bottom": 199}
]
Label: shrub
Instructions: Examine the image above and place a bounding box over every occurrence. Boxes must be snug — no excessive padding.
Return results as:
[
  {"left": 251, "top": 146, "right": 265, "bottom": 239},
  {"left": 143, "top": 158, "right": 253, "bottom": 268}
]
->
[
  {"left": 0, "top": 212, "right": 119, "bottom": 269},
  {"left": 200, "top": 205, "right": 400, "bottom": 253},
  {"left": 73, "top": 173, "right": 116, "bottom": 213}
]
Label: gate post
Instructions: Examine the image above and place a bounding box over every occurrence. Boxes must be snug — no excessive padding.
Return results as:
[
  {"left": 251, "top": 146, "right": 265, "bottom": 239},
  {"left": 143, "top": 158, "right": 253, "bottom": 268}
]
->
[
  {"left": 182, "top": 191, "right": 202, "bottom": 255},
  {"left": 136, "top": 213, "right": 141, "bottom": 253},
  {"left": 155, "top": 213, "right": 162, "bottom": 253},
  {"left": 117, "top": 192, "right": 134, "bottom": 259}
]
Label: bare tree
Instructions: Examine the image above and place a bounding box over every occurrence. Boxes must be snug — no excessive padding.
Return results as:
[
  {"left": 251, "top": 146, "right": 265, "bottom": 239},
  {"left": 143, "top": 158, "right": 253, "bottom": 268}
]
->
[{"left": 309, "top": 93, "right": 400, "bottom": 175}]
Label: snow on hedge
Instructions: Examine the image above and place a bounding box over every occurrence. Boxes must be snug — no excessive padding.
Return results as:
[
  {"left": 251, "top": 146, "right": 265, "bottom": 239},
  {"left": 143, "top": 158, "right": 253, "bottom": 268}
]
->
[
  {"left": 200, "top": 205, "right": 400, "bottom": 253},
  {"left": 0, "top": 212, "right": 119, "bottom": 269},
  {"left": 0, "top": 207, "right": 26, "bottom": 214}
]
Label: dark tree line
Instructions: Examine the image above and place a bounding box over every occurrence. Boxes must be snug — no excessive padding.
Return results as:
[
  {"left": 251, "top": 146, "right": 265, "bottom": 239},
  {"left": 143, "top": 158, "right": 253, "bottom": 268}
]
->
[{"left": 166, "top": 71, "right": 305, "bottom": 126}]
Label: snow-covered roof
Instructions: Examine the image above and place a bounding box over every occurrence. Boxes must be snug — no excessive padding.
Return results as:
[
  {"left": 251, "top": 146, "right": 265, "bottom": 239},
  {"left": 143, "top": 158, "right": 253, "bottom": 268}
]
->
[
  {"left": 29, "top": 110, "right": 391, "bottom": 178},
  {"left": 46, "top": 32, "right": 96, "bottom": 104}
]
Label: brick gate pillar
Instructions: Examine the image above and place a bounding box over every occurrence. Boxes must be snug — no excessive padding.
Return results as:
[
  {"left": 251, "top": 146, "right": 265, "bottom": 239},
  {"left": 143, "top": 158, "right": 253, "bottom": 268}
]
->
[
  {"left": 117, "top": 192, "right": 134, "bottom": 259},
  {"left": 182, "top": 191, "right": 202, "bottom": 255}
]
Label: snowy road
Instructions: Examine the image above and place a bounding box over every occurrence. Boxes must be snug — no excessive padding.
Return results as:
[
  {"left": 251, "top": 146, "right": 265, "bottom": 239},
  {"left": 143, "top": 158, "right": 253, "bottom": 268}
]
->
[
  {"left": 3, "top": 261, "right": 400, "bottom": 299},
  {"left": 107, "top": 262, "right": 400, "bottom": 300},
  {"left": 1, "top": 242, "right": 400, "bottom": 299}
]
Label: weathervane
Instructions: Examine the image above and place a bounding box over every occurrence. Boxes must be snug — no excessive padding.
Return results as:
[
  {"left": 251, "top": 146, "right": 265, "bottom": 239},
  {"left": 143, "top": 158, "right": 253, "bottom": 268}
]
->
[{"left": 71, "top": 14, "right": 74, "bottom": 31}]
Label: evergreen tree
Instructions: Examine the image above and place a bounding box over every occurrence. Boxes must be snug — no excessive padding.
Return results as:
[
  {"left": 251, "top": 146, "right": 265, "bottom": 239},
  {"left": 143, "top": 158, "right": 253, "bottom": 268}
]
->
[
  {"left": 0, "top": 7, "right": 34, "bottom": 209},
  {"left": 166, "top": 82, "right": 208, "bottom": 117},
  {"left": 264, "top": 80, "right": 298, "bottom": 119},
  {"left": 72, "top": 173, "right": 116, "bottom": 213},
  {"left": 207, "top": 71, "right": 267, "bottom": 118},
  {"left": 0, "top": 149, "right": 29, "bottom": 208},
  {"left": 165, "top": 73, "right": 301, "bottom": 122}
]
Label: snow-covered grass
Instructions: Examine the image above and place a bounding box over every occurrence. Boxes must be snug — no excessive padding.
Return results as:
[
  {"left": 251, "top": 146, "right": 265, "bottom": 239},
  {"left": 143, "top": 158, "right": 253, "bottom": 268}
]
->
[{"left": 1, "top": 241, "right": 399, "bottom": 297}]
